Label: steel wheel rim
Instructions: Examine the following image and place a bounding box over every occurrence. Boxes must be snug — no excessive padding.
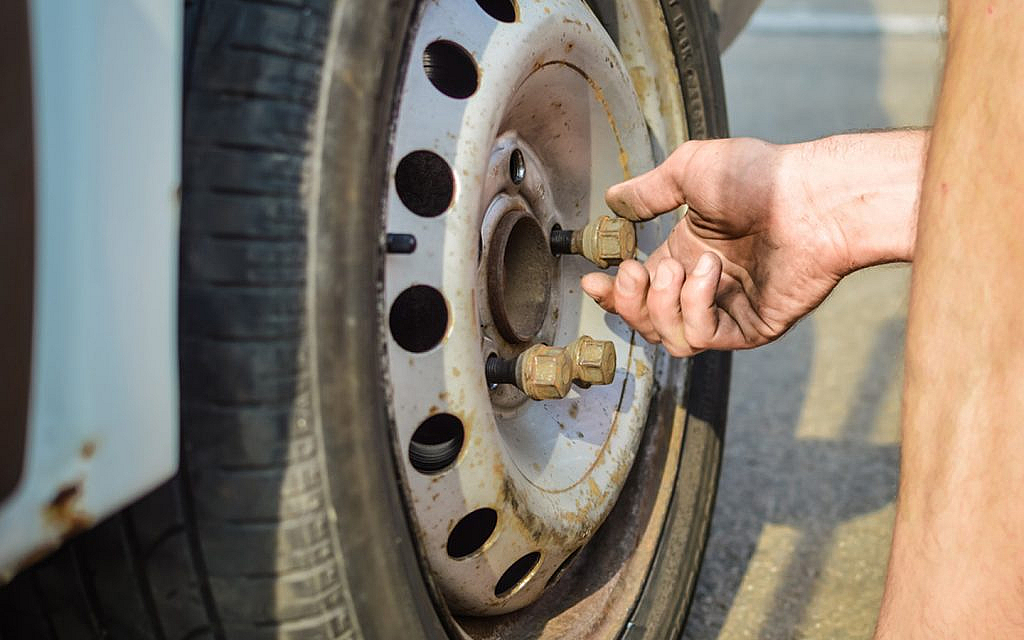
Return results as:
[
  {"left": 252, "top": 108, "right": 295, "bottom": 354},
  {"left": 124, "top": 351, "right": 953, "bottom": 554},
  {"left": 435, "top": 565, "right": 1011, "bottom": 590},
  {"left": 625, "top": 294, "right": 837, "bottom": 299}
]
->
[{"left": 383, "top": 0, "right": 691, "bottom": 623}]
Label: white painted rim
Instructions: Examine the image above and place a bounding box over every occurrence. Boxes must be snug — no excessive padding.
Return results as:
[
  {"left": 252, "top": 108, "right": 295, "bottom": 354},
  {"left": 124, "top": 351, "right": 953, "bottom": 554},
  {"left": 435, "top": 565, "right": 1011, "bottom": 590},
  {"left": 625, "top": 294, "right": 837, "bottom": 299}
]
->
[{"left": 383, "top": 0, "right": 681, "bottom": 616}]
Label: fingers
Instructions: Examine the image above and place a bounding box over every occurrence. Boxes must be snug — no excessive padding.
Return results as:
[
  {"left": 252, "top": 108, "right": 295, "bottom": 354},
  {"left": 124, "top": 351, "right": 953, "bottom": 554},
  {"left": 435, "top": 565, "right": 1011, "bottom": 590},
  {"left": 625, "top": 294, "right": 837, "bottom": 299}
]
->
[
  {"left": 679, "top": 252, "right": 725, "bottom": 351},
  {"left": 647, "top": 259, "right": 692, "bottom": 356},
  {"left": 582, "top": 260, "right": 659, "bottom": 341},
  {"left": 605, "top": 143, "right": 699, "bottom": 221},
  {"left": 612, "top": 261, "right": 657, "bottom": 341},
  {"left": 585, "top": 251, "right": 734, "bottom": 356},
  {"left": 646, "top": 253, "right": 727, "bottom": 355}
]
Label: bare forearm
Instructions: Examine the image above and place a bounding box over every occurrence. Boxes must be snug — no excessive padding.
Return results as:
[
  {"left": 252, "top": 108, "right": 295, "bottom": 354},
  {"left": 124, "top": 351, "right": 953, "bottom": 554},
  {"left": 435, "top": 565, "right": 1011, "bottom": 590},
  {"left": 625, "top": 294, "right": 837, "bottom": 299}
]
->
[
  {"left": 876, "top": 2, "right": 1024, "bottom": 638},
  {"left": 782, "top": 129, "right": 927, "bottom": 275}
]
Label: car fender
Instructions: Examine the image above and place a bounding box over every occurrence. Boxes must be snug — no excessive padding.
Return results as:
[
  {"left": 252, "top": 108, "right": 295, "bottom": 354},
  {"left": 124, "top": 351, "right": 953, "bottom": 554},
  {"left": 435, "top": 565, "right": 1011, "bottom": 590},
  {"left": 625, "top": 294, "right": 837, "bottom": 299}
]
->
[{"left": 0, "top": 0, "right": 181, "bottom": 579}]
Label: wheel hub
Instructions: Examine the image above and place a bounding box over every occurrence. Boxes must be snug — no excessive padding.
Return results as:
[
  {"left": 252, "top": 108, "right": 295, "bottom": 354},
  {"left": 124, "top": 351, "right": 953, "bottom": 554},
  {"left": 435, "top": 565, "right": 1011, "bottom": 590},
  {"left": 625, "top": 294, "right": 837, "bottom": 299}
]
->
[
  {"left": 485, "top": 203, "right": 554, "bottom": 344},
  {"left": 383, "top": 0, "right": 671, "bottom": 616}
]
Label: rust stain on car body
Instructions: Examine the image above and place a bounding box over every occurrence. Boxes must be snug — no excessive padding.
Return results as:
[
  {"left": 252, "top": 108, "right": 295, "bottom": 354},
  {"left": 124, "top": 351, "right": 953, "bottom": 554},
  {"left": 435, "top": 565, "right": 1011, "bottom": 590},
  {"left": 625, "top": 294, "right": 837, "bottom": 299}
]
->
[
  {"left": 43, "top": 482, "right": 93, "bottom": 540},
  {"left": 80, "top": 440, "right": 97, "bottom": 459},
  {"left": 4, "top": 481, "right": 96, "bottom": 580}
]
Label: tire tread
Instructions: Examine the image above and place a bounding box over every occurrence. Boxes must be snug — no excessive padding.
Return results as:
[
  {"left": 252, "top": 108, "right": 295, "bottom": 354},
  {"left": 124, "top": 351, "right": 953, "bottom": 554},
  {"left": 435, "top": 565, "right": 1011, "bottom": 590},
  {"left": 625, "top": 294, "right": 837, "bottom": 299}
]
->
[{"left": 0, "top": 1, "right": 354, "bottom": 638}]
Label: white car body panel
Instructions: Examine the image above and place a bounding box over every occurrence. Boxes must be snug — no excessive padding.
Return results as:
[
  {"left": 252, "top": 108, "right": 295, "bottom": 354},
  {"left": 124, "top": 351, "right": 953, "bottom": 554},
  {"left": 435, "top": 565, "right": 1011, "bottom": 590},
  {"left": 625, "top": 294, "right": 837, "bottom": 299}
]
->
[{"left": 0, "top": 0, "right": 181, "bottom": 578}]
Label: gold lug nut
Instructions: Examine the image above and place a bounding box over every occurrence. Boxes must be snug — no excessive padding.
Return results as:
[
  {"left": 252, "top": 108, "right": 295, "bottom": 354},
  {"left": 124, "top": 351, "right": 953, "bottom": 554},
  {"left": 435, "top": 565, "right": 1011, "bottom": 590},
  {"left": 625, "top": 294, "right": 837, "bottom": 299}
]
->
[
  {"left": 582, "top": 215, "right": 636, "bottom": 268},
  {"left": 516, "top": 344, "right": 574, "bottom": 401},
  {"left": 550, "top": 215, "right": 637, "bottom": 269},
  {"left": 569, "top": 335, "right": 617, "bottom": 386},
  {"left": 486, "top": 337, "right": 618, "bottom": 400}
]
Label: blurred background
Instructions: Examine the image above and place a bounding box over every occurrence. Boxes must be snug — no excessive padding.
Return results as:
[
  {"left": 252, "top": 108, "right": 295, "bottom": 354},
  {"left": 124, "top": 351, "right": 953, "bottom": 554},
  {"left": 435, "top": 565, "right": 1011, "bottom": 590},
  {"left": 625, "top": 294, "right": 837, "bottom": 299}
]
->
[{"left": 683, "top": 0, "right": 945, "bottom": 638}]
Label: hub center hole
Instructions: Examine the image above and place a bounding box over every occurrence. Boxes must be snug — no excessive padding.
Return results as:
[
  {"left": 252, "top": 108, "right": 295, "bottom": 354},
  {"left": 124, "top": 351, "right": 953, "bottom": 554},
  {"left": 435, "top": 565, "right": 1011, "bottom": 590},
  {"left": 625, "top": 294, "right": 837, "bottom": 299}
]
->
[{"left": 487, "top": 211, "right": 553, "bottom": 343}]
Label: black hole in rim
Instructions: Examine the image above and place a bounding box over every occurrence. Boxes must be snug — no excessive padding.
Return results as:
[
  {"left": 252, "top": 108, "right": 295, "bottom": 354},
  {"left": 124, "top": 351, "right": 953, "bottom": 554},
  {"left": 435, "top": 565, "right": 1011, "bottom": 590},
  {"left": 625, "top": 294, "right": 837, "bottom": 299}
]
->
[
  {"left": 389, "top": 285, "right": 448, "bottom": 353},
  {"left": 476, "top": 0, "right": 516, "bottom": 22},
  {"left": 409, "top": 414, "right": 464, "bottom": 474},
  {"left": 545, "top": 547, "right": 581, "bottom": 588},
  {"left": 395, "top": 150, "right": 454, "bottom": 217},
  {"left": 447, "top": 508, "right": 498, "bottom": 559},
  {"left": 495, "top": 551, "right": 541, "bottom": 597},
  {"left": 509, "top": 148, "right": 526, "bottom": 185},
  {"left": 423, "top": 40, "right": 478, "bottom": 99}
]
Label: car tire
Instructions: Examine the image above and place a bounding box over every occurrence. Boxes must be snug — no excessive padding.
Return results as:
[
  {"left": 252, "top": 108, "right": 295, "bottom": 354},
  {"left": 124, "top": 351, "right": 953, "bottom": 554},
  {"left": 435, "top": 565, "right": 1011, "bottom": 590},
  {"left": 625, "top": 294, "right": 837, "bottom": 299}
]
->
[{"left": 0, "top": 1, "right": 730, "bottom": 637}]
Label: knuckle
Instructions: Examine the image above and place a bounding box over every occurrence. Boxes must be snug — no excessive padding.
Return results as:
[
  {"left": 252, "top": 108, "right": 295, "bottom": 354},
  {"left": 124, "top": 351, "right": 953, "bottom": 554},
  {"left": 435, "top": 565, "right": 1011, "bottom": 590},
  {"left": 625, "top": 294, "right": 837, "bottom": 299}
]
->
[
  {"left": 640, "top": 330, "right": 661, "bottom": 345},
  {"left": 685, "top": 330, "right": 710, "bottom": 351},
  {"left": 679, "top": 288, "right": 702, "bottom": 309},
  {"left": 646, "top": 296, "right": 670, "bottom": 318},
  {"left": 663, "top": 342, "right": 691, "bottom": 358}
]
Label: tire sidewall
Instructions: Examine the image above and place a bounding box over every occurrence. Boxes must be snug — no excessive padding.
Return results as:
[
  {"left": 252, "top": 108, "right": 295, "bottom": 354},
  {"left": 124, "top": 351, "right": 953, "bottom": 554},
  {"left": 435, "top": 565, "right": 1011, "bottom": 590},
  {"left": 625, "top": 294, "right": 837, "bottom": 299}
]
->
[{"left": 313, "top": 1, "right": 449, "bottom": 637}]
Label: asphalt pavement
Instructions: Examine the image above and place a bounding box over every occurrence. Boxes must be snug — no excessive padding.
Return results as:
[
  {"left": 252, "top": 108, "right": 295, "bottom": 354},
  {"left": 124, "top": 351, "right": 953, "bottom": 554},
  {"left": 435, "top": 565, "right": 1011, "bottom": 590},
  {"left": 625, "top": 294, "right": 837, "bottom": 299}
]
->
[{"left": 682, "top": 1, "right": 944, "bottom": 638}]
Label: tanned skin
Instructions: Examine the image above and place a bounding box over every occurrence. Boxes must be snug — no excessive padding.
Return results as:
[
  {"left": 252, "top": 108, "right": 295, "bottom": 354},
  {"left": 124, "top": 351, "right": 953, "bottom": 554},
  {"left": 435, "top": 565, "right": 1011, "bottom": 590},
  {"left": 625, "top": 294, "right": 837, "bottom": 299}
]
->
[
  {"left": 582, "top": 131, "right": 924, "bottom": 355},
  {"left": 877, "top": 2, "right": 1024, "bottom": 637},
  {"left": 584, "top": 2, "right": 1024, "bottom": 636}
]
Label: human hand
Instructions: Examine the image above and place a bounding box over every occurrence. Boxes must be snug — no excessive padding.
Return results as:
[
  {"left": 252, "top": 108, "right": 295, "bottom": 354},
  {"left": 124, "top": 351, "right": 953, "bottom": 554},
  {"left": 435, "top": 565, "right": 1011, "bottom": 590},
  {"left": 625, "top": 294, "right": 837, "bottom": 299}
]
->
[{"left": 581, "top": 133, "right": 922, "bottom": 356}]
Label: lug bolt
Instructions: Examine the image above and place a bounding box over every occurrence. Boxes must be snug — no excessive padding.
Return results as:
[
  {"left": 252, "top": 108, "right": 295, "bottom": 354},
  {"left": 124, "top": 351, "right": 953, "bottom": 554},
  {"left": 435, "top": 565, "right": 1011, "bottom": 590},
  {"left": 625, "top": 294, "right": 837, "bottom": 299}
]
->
[
  {"left": 518, "top": 344, "right": 574, "bottom": 400},
  {"left": 484, "top": 354, "right": 517, "bottom": 386},
  {"left": 386, "top": 233, "right": 417, "bottom": 254},
  {"left": 486, "top": 345, "right": 572, "bottom": 401},
  {"left": 550, "top": 215, "right": 637, "bottom": 269},
  {"left": 485, "top": 335, "right": 617, "bottom": 400},
  {"left": 568, "top": 336, "right": 617, "bottom": 386}
]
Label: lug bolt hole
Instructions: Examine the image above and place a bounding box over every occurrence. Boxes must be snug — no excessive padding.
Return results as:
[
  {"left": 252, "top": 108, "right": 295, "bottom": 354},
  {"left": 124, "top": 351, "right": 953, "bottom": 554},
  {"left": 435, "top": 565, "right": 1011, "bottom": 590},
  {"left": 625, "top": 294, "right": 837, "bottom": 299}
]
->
[
  {"left": 549, "top": 223, "right": 573, "bottom": 255},
  {"left": 509, "top": 148, "right": 526, "bottom": 185},
  {"left": 485, "top": 351, "right": 502, "bottom": 390}
]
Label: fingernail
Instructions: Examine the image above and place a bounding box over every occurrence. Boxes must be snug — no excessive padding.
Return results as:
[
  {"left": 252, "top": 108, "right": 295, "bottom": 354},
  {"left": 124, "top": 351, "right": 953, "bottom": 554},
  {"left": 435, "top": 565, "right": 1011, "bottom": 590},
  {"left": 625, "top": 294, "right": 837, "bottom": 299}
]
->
[
  {"left": 653, "top": 263, "right": 673, "bottom": 290},
  {"left": 694, "top": 253, "right": 715, "bottom": 276}
]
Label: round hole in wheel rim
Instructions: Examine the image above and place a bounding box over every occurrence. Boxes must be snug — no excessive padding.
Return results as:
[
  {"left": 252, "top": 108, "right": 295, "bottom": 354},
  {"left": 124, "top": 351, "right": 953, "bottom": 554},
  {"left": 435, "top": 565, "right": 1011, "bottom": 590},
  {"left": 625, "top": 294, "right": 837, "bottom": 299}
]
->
[
  {"left": 545, "top": 547, "right": 581, "bottom": 588},
  {"left": 476, "top": 0, "right": 517, "bottom": 22},
  {"left": 389, "top": 285, "right": 449, "bottom": 353},
  {"left": 447, "top": 508, "right": 499, "bottom": 559},
  {"left": 409, "top": 413, "right": 464, "bottom": 474},
  {"left": 423, "top": 40, "right": 479, "bottom": 99},
  {"left": 395, "top": 150, "right": 454, "bottom": 217},
  {"left": 494, "top": 551, "right": 541, "bottom": 598}
]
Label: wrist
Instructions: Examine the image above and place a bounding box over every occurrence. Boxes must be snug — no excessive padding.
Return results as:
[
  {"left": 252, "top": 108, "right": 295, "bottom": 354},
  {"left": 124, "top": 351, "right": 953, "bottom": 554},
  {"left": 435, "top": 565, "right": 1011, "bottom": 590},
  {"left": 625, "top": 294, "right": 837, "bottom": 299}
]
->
[{"left": 781, "top": 131, "right": 926, "bottom": 276}]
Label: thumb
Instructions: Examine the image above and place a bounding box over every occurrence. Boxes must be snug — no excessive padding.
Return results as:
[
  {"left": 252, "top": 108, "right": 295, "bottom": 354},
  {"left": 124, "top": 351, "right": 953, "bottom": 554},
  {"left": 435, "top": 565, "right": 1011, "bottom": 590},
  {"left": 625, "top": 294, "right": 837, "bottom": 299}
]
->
[{"left": 605, "top": 141, "right": 700, "bottom": 221}]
